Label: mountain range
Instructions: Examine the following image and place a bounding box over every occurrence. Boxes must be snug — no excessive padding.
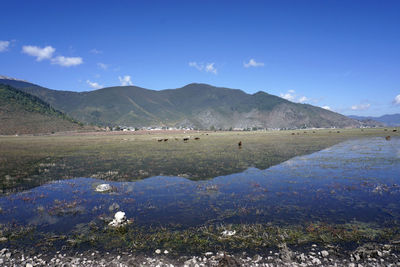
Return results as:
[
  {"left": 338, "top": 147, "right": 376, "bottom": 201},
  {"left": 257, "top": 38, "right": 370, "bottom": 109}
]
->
[
  {"left": 348, "top": 114, "right": 400, "bottom": 127},
  {"left": 0, "top": 76, "right": 362, "bottom": 130}
]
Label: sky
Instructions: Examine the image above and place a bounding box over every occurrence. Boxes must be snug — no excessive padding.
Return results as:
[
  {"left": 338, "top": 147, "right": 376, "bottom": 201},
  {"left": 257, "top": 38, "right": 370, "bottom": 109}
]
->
[{"left": 1, "top": 0, "right": 400, "bottom": 116}]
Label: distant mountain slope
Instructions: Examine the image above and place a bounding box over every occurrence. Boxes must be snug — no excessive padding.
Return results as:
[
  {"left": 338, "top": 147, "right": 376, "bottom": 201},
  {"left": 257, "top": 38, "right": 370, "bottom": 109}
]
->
[
  {"left": 349, "top": 114, "right": 400, "bottom": 127},
  {"left": 0, "top": 84, "right": 85, "bottom": 135},
  {"left": 0, "top": 77, "right": 359, "bottom": 129}
]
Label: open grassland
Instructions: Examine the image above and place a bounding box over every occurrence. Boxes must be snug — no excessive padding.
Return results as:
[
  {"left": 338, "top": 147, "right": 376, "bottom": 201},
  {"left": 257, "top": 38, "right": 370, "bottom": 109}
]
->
[{"left": 0, "top": 128, "right": 398, "bottom": 193}]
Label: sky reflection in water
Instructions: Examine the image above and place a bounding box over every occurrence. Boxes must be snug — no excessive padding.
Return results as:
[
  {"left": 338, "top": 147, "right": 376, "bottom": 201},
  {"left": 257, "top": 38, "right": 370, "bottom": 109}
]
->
[{"left": 1, "top": 137, "right": 399, "bottom": 234}]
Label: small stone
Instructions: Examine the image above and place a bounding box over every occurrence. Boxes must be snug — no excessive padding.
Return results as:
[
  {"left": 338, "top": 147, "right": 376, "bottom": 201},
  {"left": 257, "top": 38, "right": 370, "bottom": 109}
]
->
[
  {"left": 164, "top": 250, "right": 169, "bottom": 254},
  {"left": 221, "top": 230, "right": 236, "bottom": 237},
  {"left": 321, "top": 250, "right": 329, "bottom": 257},
  {"left": 26, "top": 264, "right": 33, "bottom": 267},
  {"left": 312, "top": 258, "right": 321, "bottom": 265},
  {"left": 95, "top": 184, "right": 111, "bottom": 192},
  {"left": 155, "top": 249, "right": 161, "bottom": 254}
]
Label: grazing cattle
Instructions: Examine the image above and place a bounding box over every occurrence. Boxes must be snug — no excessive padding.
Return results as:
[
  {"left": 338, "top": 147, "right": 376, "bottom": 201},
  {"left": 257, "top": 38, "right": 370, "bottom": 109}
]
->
[
  {"left": 313, "top": 131, "right": 316, "bottom": 133},
  {"left": 386, "top": 136, "right": 391, "bottom": 141},
  {"left": 157, "top": 139, "right": 163, "bottom": 142},
  {"left": 238, "top": 141, "right": 242, "bottom": 148},
  {"left": 183, "top": 138, "right": 189, "bottom": 142},
  {"left": 304, "top": 131, "right": 307, "bottom": 134},
  {"left": 337, "top": 131, "right": 340, "bottom": 133},
  {"left": 394, "top": 129, "right": 398, "bottom": 132},
  {"left": 194, "top": 137, "right": 200, "bottom": 140},
  {"left": 163, "top": 139, "right": 168, "bottom": 142},
  {"left": 291, "top": 133, "right": 295, "bottom": 135}
]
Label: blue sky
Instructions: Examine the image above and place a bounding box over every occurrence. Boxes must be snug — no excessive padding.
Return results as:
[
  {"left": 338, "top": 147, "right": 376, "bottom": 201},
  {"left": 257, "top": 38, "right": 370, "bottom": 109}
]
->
[{"left": 1, "top": 0, "right": 399, "bottom": 116}]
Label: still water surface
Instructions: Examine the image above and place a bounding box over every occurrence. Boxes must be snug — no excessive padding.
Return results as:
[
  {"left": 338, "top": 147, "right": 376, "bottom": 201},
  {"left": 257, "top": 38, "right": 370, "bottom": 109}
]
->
[{"left": 0, "top": 137, "right": 399, "bottom": 247}]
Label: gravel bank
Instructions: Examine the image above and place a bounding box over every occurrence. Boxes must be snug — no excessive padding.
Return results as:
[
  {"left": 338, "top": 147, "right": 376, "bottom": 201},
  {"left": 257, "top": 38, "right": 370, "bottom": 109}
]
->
[{"left": 1, "top": 242, "right": 400, "bottom": 266}]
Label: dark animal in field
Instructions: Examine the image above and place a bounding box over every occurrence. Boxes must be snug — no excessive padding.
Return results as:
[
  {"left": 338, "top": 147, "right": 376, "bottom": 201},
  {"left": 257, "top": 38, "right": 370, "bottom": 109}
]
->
[
  {"left": 386, "top": 136, "right": 391, "bottom": 141},
  {"left": 183, "top": 138, "right": 189, "bottom": 142},
  {"left": 238, "top": 141, "right": 242, "bottom": 148},
  {"left": 384, "top": 129, "right": 388, "bottom": 131},
  {"left": 394, "top": 129, "right": 398, "bottom": 132},
  {"left": 157, "top": 139, "right": 163, "bottom": 142},
  {"left": 313, "top": 131, "right": 316, "bottom": 133},
  {"left": 291, "top": 133, "right": 295, "bottom": 135},
  {"left": 304, "top": 131, "right": 307, "bottom": 134},
  {"left": 337, "top": 131, "right": 340, "bottom": 133},
  {"left": 194, "top": 137, "right": 200, "bottom": 140},
  {"left": 163, "top": 139, "right": 168, "bottom": 142},
  {"left": 206, "top": 134, "right": 208, "bottom": 135}
]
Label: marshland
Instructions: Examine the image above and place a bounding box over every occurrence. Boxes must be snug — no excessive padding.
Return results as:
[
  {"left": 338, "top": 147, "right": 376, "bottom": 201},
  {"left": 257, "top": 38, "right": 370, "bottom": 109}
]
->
[{"left": 1, "top": 128, "right": 400, "bottom": 265}]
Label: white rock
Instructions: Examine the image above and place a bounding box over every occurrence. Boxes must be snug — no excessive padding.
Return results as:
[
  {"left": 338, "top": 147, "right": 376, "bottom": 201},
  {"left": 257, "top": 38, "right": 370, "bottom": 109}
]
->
[
  {"left": 155, "top": 249, "right": 161, "bottom": 254},
  {"left": 221, "top": 230, "right": 236, "bottom": 237},
  {"left": 164, "top": 250, "right": 169, "bottom": 254},
  {"left": 95, "top": 184, "right": 111, "bottom": 192},
  {"left": 26, "top": 264, "right": 33, "bottom": 267},
  {"left": 311, "top": 257, "right": 321, "bottom": 265},
  {"left": 321, "top": 250, "right": 329, "bottom": 257},
  {"left": 109, "top": 211, "right": 129, "bottom": 227}
]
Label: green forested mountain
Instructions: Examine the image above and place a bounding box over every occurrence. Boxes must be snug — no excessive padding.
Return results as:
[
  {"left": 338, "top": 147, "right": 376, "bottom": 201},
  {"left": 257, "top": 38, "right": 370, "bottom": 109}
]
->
[
  {"left": 0, "top": 78, "right": 359, "bottom": 129},
  {"left": 0, "top": 84, "right": 85, "bottom": 135}
]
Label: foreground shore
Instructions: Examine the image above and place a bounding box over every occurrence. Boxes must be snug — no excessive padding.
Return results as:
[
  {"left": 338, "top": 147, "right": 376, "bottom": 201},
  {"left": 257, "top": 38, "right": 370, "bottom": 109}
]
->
[{"left": 1, "top": 241, "right": 400, "bottom": 266}]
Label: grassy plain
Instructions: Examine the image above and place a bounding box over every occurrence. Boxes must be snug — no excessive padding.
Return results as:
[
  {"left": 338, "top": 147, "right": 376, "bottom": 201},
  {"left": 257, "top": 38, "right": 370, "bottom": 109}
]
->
[{"left": 0, "top": 127, "right": 397, "bottom": 193}]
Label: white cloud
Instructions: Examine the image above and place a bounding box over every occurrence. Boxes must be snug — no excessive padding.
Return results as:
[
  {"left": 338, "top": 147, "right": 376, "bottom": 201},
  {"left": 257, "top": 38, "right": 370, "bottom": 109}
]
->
[
  {"left": 86, "top": 80, "right": 103, "bottom": 89},
  {"left": 244, "top": 58, "right": 264, "bottom": 68},
  {"left": 298, "top": 96, "right": 308, "bottom": 103},
  {"left": 351, "top": 103, "right": 370, "bottom": 111},
  {"left": 189, "top": 62, "right": 203, "bottom": 71},
  {"left": 97, "top": 62, "right": 108, "bottom": 70},
  {"left": 280, "top": 89, "right": 312, "bottom": 103},
  {"left": 119, "top": 75, "right": 133, "bottom": 86},
  {"left": 205, "top": 63, "right": 217, "bottom": 74},
  {"left": 51, "top": 56, "right": 83, "bottom": 67},
  {"left": 189, "top": 62, "right": 217, "bottom": 74},
  {"left": 0, "top": 41, "right": 10, "bottom": 52},
  {"left": 22, "top": 45, "right": 55, "bottom": 61},
  {"left": 394, "top": 94, "right": 400, "bottom": 105},
  {"left": 90, "top": 48, "right": 103, "bottom": 54},
  {"left": 280, "top": 92, "right": 295, "bottom": 101},
  {"left": 322, "top": 106, "right": 331, "bottom": 110},
  {"left": 22, "top": 44, "right": 82, "bottom": 67}
]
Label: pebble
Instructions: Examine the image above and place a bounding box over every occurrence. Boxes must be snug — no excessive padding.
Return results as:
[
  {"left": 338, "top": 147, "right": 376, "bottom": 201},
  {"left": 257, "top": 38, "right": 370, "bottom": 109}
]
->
[{"left": 321, "top": 250, "right": 329, "bottom": 257}]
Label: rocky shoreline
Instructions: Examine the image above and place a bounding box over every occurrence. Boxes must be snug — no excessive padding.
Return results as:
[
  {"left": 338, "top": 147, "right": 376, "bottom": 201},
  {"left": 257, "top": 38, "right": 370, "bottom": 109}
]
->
[{"left": 1, "top": 242, "right": 400, "bottom": 266}]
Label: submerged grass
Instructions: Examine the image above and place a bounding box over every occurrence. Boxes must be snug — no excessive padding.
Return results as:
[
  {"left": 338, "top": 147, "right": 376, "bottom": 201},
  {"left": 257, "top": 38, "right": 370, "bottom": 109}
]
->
[{"left": 2, "top": 219, "right": 399, "bottom": 255}]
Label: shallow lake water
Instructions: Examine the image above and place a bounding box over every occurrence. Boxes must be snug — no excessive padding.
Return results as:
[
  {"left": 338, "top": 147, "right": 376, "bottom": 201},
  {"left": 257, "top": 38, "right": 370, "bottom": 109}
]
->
[{"left": 1, "top": 136, "right": 400, "bottom": 252}]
